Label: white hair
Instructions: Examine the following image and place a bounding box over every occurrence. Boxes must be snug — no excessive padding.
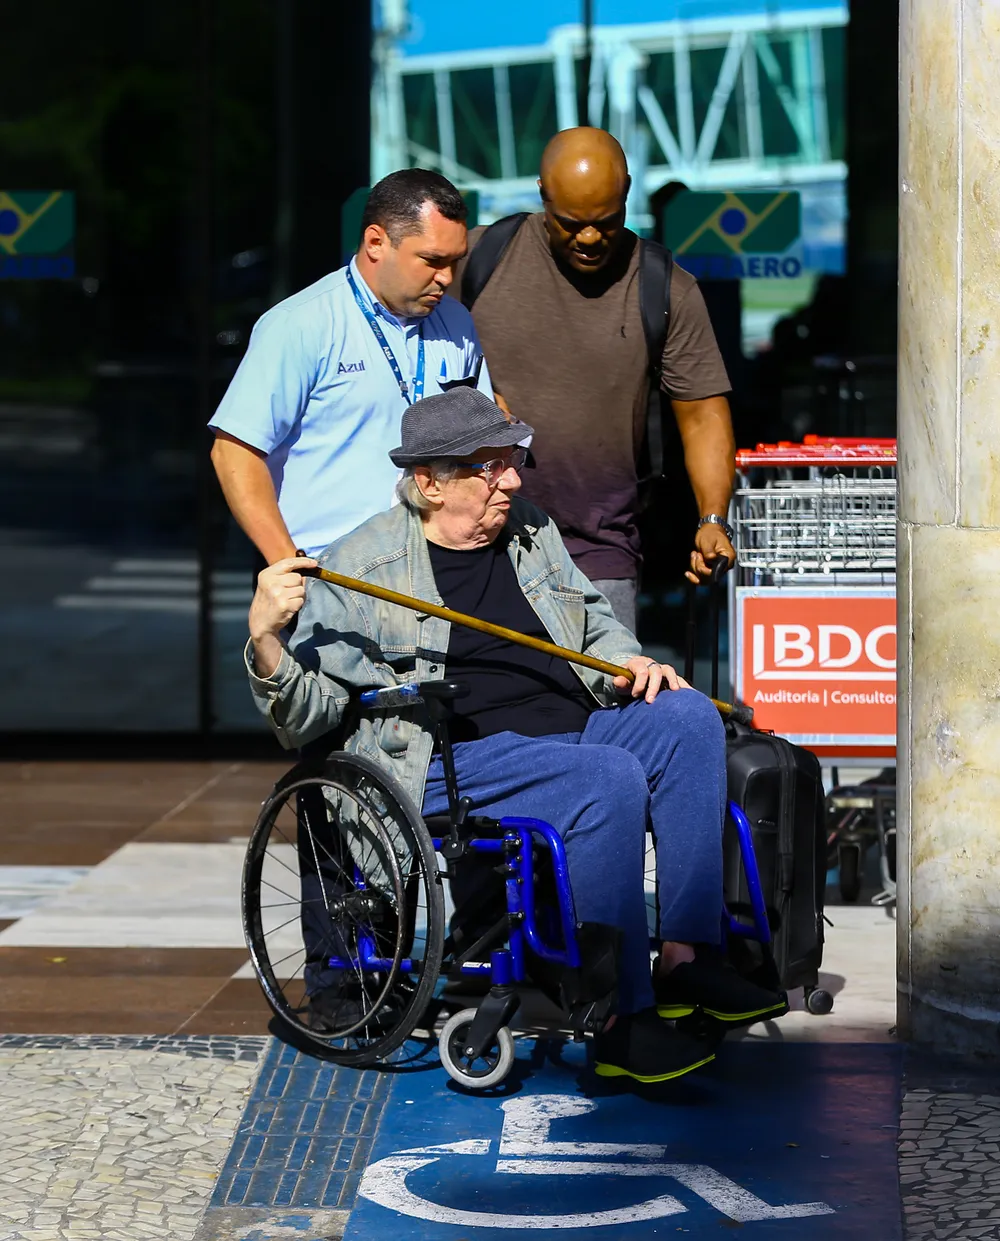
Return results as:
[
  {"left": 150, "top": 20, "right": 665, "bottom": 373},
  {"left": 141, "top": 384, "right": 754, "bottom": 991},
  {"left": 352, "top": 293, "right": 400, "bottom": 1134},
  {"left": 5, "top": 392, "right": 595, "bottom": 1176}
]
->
[{"left": 395, "top": 460, "right": 460, "bottom": 512}]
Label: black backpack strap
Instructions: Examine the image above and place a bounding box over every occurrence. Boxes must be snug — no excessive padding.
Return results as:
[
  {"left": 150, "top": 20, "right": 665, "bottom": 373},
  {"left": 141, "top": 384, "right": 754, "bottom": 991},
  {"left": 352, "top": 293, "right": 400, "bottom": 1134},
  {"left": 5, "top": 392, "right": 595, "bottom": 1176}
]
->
[
  {"left": 637, "top": 238, "right": 673, "bottom": 481},
  {"left": 460, "top": 212, "right": 529, "bottom": 311}
]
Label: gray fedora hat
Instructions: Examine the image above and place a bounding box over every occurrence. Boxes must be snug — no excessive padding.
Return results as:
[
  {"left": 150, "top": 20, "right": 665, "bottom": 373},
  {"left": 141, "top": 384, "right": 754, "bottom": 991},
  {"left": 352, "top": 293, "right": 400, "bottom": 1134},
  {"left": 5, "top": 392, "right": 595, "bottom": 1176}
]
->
[{"left": 388, "top": 387, "right": 533, "bottom": 467}]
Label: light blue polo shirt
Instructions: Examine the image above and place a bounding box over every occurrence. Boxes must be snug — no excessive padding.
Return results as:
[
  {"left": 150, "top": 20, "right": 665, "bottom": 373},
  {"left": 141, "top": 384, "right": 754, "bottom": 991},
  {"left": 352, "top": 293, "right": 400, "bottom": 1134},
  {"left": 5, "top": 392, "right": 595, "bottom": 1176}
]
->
[{"left": 209, "top": 258, "right": 493, "bottom": 555}]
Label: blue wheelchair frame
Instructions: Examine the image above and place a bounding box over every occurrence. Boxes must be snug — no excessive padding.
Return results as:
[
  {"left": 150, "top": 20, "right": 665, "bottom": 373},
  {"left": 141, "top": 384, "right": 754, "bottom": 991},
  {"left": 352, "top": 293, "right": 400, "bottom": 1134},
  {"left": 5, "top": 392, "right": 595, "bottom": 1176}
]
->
[
  {"left": 330, "top": 808, "right": 769, "bottom": 989},
  {"left": 442, "top": 805, "right": 771, "bottom": 990},
  {"left": 327, "top": 683, "right": 773, "bottom": 998}
]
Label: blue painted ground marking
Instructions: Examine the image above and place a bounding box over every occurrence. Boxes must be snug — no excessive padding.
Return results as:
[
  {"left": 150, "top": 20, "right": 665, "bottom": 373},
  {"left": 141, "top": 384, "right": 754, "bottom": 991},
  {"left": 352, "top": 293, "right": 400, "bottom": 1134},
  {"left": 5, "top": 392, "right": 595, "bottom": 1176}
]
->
[
  {"left": 211, "top": 1039, "right": 392, "bottom": 1212},
  {"left": 345, "top": 1041, "right": 902, "bottom": 1239},
  {"left": 240, "top": 1217, "right": 324, "bottom": 1239}
]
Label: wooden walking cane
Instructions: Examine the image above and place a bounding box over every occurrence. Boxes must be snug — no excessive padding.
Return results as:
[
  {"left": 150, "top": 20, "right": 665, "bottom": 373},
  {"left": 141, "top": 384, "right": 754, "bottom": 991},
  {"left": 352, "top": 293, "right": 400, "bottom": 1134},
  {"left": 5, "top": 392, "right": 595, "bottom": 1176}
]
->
[{"left": 301, "top": 564, "right": 754, "bottom": 726}]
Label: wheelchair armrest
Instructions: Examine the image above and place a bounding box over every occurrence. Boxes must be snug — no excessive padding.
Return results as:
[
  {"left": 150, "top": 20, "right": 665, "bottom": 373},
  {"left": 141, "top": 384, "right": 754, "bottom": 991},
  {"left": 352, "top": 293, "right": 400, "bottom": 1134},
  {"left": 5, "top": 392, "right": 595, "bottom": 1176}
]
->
[
  {"left": 418, "top": 680, "right": 470, "bottom": 701},
  {"left": 357, "top": 680, "right": 469, "bottom": 710},
  {"left": 424, "top": 813, "right": 502, "bottom": 836}
]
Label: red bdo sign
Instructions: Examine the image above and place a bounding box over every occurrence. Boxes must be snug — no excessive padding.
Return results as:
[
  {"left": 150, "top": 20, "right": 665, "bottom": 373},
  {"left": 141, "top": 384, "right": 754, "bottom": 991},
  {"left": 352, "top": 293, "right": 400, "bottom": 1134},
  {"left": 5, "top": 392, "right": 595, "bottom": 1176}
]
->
[{"left": 734, "top": 591, "right": 896, "bottom": 749}]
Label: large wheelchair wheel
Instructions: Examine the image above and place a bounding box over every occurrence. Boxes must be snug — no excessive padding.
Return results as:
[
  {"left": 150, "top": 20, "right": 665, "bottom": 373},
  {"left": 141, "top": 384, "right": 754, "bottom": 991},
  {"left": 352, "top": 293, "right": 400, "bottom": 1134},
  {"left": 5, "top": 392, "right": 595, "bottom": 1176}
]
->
[{"left": 242, "top": 751, "right": 444, "bottom": 1065}]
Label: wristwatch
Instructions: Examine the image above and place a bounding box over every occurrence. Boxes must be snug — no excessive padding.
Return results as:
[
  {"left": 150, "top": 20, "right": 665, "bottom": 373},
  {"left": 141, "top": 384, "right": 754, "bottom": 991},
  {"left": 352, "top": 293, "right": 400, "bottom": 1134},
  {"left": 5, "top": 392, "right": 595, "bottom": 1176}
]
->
[{"left": 697, "top": 513, "right": 735, "bottom": 542}]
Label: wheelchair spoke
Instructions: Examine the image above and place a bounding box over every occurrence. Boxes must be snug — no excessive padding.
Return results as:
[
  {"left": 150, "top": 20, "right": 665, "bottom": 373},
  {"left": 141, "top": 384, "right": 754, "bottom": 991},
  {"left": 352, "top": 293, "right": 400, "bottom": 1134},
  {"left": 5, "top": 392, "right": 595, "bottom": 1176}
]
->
[
  {"left": 269, "top": 944, "right": 309, "bottom": 973},
  {"left": 260, "top": 842, "right": 304, "bottom": 883},
  {"left": 268, "top": 817, "right": 304, "bottom": 860},
  {"left": 260, "top": 877, "right": 301, "bottom": 904},
  {"left": 263, "top": 911, "right": 308, "bottom": 939},
  {"left": 277, "top": 807, "right": 366, "bottom": 894},
  {"left": 243, "top": 761, "right": 444, "bottom": 1062}
]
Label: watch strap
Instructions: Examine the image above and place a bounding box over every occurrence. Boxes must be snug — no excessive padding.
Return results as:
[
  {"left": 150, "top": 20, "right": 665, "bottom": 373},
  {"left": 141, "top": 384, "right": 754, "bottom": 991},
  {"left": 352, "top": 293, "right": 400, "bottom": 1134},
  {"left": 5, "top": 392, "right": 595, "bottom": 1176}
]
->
[{"left": 698, "top": 513, "right": 734, "bottom": 540}]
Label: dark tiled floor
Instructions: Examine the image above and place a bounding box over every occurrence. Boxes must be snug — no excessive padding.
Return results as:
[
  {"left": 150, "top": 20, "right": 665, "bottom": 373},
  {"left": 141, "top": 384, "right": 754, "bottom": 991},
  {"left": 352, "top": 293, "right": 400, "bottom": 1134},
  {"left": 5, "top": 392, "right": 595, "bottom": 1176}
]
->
[
  {"left": 0, "top": 760, "right": 288, "bottom": 1034},
  {"left": 0, "top": 947, "right": 255, "bottom": 1034},
  {"left": 0, "top": 946, "right": 252, "bottom": 977},
  {"left": 139, "top": 816, "right": 255, "bottom": 844},
  {"left": 134, "top": 765, "right": 285, "bottom": 845},
  {"left": 180, "top": 978, "right": 278, "bottom": 1036},
  {"left": 0, "top": 760, "right": 264, "bottom": 865},
  {"left": 0, "top": 826, "right": 151, "bottom": 867}
]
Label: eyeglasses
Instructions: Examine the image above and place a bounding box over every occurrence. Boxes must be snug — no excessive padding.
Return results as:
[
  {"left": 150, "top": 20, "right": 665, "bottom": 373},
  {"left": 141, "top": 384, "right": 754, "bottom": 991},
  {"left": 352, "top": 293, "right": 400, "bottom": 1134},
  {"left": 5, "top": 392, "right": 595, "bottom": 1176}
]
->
[{"left": 459, "top": 446, "right": 528, "bottom": 488}]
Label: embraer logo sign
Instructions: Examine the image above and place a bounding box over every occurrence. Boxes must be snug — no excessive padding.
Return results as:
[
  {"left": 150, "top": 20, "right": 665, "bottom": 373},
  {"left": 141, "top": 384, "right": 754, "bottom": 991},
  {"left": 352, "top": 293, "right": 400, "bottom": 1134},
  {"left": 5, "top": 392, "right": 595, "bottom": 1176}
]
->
[{"left": 753, "top": 623, "right": 896, "bottom": 681}]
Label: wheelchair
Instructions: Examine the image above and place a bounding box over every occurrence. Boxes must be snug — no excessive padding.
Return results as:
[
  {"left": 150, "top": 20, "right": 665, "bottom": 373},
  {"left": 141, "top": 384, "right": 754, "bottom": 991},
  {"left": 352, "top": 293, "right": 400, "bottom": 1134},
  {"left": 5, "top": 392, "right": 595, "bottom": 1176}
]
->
[{"left": 241, "top": 680, "right": 777, "bottom": 1090}]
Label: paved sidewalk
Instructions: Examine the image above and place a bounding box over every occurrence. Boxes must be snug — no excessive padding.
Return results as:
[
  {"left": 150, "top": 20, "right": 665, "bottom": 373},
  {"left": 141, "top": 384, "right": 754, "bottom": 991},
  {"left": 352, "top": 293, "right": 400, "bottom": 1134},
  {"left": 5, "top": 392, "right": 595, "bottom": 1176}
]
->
[
  {"left": 0, "top": 759, "right": 992, "bottom": 1240},
  {"left": 898, "top": 1058, "right": 1000, "bottom": 1241},
  {"left": 0, "top": 1036, "right": 267, "bottom": 1241}
]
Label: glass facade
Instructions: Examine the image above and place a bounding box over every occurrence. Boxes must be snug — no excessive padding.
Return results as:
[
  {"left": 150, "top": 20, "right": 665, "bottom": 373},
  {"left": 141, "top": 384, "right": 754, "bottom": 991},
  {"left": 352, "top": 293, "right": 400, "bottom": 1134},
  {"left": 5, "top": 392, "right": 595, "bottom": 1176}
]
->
[
  {"left": 369, "top": 0, "right": 896, "bottom": 665},
  {"left": 2, "top": 0, "right": 896, "bottom": 738},
  {"left": 1, "top": 0, "right": 370, "bottom": 737},
  {"left": 372, "top": 0, "right": 849, "bottom": 340}
]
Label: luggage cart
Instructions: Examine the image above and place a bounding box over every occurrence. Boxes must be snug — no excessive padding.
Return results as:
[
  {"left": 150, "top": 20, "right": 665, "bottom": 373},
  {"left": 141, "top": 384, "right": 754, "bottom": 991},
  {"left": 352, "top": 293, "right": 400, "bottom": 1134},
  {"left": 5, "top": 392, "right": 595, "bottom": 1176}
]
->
[{"left": 728, "top": 437, "right": 897, "bottom": 906}]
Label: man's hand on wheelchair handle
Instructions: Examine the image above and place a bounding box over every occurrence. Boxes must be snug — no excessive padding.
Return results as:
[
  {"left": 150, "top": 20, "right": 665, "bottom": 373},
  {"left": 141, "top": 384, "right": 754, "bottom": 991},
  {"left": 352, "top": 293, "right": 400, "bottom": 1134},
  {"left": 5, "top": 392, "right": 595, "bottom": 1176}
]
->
[
  {"left": 613, "top": 657, "right": 691, "bottom": 703},
  {"left": 249, "top": 556, "right": 317, "bottom": 676}
]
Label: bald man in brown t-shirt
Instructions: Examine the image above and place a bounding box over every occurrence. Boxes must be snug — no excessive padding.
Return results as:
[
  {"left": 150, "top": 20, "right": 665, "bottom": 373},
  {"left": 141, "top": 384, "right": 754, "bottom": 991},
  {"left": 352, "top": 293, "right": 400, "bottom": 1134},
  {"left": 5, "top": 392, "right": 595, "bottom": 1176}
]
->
[{"left": 453, "top": 127, "right": 735, "bottom": 633}]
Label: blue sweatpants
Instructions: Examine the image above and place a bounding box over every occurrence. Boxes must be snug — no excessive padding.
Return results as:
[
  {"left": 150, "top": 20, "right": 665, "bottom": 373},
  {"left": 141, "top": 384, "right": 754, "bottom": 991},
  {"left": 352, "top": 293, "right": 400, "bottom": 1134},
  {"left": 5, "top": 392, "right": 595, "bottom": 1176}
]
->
[{"left": 422, "top": 688, "right": 728, "bottom": 1014}]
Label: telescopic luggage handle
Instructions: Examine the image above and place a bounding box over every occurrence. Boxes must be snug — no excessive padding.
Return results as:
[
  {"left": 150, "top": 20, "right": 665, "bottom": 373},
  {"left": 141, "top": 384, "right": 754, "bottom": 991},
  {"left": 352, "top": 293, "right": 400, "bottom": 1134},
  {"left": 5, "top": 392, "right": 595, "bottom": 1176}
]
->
[{"left": 685, "top": 558, "right": 730, "bottom": 700}]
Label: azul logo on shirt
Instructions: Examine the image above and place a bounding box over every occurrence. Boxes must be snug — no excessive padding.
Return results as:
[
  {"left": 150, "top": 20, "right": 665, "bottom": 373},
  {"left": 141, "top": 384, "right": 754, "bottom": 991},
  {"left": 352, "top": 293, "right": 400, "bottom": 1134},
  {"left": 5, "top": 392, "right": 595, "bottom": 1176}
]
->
[{"left": 338, "top": 360, "right": 366, "bottom": 374}]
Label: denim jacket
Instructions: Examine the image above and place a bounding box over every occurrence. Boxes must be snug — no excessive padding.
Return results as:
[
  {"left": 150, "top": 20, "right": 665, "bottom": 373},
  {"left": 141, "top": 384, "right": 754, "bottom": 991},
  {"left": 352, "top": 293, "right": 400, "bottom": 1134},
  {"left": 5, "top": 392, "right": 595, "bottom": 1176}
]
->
[{"left": 245, "top": 496, "right": 642, "bottom": 810}]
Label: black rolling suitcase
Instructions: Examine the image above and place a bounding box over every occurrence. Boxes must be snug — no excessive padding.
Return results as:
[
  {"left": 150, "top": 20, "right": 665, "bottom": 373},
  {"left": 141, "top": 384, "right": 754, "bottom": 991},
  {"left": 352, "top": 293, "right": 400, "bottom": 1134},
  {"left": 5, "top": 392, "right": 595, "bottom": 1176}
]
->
[{"left": 685, "top": 566, "right": 831, "bottom": 1012}]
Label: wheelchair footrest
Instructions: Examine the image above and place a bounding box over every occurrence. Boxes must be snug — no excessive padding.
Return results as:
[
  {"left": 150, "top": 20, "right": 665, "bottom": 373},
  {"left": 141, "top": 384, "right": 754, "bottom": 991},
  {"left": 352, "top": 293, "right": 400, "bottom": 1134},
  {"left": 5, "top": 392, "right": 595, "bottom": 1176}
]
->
[{"left": 560, "top": 922, "right": 622, "bottom": 1037}]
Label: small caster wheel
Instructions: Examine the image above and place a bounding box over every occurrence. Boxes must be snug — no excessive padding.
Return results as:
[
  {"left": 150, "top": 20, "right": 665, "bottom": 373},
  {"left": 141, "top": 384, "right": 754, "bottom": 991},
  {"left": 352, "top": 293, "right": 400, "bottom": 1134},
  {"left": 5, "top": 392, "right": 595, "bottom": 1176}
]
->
[
  {"left": 439, "top": 1007, "right": 515, "bottom": 1089},
  {"left": 805, "top": 987, "right": 834, "bottom": 1015}
]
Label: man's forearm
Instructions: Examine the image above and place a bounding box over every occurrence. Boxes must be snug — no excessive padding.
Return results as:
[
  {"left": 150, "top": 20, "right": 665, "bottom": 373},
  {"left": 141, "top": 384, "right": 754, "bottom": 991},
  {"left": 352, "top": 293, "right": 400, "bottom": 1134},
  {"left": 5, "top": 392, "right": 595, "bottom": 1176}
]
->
[
  {"left": 211, "top": 434, "right": 297, "bottom": 563},
  {"left": 671, "top": 395, "right": 736, "bottom": 514},
  {"left": 251, "top": 632, "right": 286, "bottom": 679}
]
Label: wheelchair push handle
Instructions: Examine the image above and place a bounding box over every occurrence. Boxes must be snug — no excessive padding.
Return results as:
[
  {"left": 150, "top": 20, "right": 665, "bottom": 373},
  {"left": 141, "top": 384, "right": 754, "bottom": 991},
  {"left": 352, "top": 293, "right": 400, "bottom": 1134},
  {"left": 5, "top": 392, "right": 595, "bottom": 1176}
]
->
[{"left": 301, "top": 563, "right": 753, "bottom": 726}]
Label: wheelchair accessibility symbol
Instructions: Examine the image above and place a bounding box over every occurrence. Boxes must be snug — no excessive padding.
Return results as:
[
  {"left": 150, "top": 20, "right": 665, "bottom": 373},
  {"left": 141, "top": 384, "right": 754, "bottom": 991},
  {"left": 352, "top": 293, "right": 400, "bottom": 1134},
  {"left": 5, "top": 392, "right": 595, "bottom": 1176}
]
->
[{"left": 358, "top": 1095, "right": 836, "bottom": 1230}]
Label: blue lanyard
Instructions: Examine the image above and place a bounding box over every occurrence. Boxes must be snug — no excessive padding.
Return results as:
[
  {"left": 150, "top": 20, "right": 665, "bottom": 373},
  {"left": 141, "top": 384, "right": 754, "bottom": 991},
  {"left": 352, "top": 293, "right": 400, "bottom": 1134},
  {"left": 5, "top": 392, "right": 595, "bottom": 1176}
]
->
[{"left": 347, "top": 268, "right": 425, "bottom": 404}]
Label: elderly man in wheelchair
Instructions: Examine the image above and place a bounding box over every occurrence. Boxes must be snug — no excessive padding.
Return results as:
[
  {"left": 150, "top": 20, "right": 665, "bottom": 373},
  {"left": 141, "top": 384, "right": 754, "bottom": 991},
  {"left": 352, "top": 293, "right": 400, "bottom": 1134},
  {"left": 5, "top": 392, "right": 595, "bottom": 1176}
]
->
[{"left": 243, "top": 387, "right": 786, "bottom": 1088}]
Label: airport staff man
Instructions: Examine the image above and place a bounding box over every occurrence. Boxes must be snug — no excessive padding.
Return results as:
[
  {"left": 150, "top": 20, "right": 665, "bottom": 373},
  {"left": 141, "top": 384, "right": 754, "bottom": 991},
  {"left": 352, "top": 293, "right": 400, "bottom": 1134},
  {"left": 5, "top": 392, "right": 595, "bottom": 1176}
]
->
[
  {"left": 210, "top": 169, "right": 492, "bottom": 561},
  {"left": 455, "top": 128, "right": 735, "bottom": 632}
]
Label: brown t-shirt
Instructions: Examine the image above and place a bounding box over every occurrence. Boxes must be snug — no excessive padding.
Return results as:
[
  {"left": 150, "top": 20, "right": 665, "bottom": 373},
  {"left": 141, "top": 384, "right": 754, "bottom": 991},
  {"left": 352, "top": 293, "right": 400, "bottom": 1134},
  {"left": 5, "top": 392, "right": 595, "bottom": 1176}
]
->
[{"left": 454, "top": 212, "right": 730, "bottom": 581}]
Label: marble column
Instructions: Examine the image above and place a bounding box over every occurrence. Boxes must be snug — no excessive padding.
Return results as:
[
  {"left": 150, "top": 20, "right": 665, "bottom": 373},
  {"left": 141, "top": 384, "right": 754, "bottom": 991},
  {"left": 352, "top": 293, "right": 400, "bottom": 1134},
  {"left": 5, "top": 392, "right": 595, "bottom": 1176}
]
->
[{"left": 898, "top": 0, "right": 1000, "bottom": 1053}]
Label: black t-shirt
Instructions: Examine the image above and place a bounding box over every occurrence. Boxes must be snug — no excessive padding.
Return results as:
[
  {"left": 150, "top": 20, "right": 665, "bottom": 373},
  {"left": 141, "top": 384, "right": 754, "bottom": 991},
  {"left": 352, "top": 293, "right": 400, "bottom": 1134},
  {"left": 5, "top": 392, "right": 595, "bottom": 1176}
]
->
[{"left": 427, "top": 534, "right": 594, "bottom": 743}]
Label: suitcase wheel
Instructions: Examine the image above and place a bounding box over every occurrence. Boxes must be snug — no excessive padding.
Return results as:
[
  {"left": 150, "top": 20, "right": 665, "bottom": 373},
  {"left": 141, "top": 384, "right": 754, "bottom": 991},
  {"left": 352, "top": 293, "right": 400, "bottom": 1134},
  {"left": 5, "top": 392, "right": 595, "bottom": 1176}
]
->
[{"left": 804, "top": 986, "right": 834, "bottom": 1016}]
